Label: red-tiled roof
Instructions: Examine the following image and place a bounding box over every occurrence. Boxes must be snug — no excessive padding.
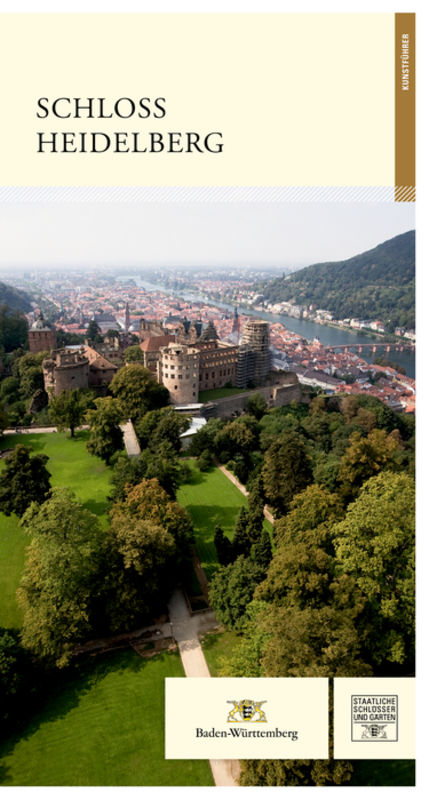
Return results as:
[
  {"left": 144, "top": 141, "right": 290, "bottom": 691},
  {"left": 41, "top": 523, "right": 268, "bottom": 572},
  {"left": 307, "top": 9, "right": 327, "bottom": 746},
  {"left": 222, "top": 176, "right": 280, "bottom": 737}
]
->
[{"left": 139, "top": 335, "right": 176, "bottom": 352}]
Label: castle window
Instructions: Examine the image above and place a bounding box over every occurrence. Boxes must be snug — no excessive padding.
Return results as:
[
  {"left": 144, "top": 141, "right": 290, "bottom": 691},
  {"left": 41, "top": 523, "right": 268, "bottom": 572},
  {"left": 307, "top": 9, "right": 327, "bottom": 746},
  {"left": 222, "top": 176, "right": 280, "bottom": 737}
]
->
[
  {"left": 178, "top": 375, "right": 182, "bottom": 380},
  {"left": 174, "top": 385, "right": 178, "bottom": 390}
]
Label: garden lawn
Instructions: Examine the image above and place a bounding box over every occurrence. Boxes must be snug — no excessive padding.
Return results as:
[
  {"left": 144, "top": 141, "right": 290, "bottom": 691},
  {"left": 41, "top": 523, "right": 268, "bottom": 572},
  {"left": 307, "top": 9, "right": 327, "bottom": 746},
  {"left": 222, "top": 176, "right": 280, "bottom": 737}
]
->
[
  {"left": 200, "top": 630, "right": 241, "bottom": 676},
  {"left": 0, "top": 649, "right": 213, "bottom": 786},
  {"left": 0, "top": 515, "right": 27, "bottom": 629},
  {"left": 177, "top": 461, "right": 273, "bottom": 579},
  {"left": 0, "top": 431, "right": 112, "bottom": 628},
  {"left": 0, "top": 431, "right": 111, "bottom": 520},
  {"left": 198, "top": 387, "right": 248, "bottom": 402}
]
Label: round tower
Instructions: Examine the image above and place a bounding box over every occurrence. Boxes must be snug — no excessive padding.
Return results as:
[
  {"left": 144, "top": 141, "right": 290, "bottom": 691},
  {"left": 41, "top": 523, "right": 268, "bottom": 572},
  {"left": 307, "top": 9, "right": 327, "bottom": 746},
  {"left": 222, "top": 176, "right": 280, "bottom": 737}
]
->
[
  {"left": 42, "top": 349, "right": 89, "bottom": 397},
  {"left": 240, "top": 319, "right": 271, "bottom": 384},
  {"left": 159, "top": 343, "right": 200, "bottom": 405}
]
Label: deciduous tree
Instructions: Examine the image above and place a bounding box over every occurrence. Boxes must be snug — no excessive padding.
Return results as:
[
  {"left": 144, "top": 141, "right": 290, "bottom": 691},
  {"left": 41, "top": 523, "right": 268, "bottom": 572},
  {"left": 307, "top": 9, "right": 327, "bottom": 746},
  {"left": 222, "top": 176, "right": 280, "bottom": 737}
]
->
[
  {"left": 246, "top": 393, "right": 268, "bottom": 420},
  {"left": 261, "top": 431, "right": 312, "bottom": 515},
  {"left": 110, "top": 478, "right": 193, "bottom": 568},
  {"left": 18, "top": 489, "right": 105, "bottom": 667},
  {"left": 0, "top": 444, "right": 51, "bottom": 516},
  {"left": 0, "top": 627, "right": 34, "bottom": 731},
  {"left": 107, "top": 516, "right": 176, "bottom": 631},
  {"left": 49, "top": 389, "right": 89, "bottom": 437},
  {"left": 135, "top": 407, "right": 189, "bottom": 453},
  {"left": 334, "top": 471, "right": 415, "bottom": 667},
  {"left": 110, "top": 363, "right": 169, "bottom": 420},
  {"left": 86, "top": 396, "right": 124, "bottom": 463},
  {"left": 107, "top": 478, "right": 193, "bottom": 631},
  {"left": 123, "top": 345, "right": 144, "bottom": 362},
  {"left": 0, "top": 400, "right": 8, "bottom": 435},
  {"left": 338, "top": 428, "right": 402, "bottom": 499}
]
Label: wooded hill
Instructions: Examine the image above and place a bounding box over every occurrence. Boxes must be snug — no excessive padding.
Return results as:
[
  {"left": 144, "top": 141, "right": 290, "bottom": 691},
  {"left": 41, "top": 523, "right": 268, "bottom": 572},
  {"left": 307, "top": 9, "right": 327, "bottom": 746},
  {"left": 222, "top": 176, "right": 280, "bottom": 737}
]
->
[
  {"left": 259, "top": 230, "right": 415, "bottom": 331},
  {"left": 0, "top": 282, "right": 33, "bottom": 313}
]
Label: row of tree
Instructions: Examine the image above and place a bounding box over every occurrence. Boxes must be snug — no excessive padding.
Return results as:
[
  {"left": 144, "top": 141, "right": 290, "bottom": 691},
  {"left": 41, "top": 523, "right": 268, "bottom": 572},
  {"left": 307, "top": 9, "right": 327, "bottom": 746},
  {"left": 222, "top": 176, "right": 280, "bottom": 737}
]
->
[{"left": 189, "top": 393, "right": 414, "bottom": 510}]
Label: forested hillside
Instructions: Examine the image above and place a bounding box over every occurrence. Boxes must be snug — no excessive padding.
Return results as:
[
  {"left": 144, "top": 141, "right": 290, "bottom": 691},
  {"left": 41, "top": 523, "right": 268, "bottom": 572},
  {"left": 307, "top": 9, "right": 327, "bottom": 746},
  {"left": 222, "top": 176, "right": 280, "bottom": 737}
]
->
[
  {"left": 259, "top": 230, "right": 415, "bottom": 330},
  {"left": 0, "top": 282, "right": 33, "bottom": 314}
]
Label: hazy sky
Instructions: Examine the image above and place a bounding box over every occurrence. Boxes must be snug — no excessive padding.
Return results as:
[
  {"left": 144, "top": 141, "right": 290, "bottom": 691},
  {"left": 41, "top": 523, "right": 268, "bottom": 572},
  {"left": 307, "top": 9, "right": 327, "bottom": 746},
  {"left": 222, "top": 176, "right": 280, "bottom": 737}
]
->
[{"left": 0, "top": 201, "right": 414, "bottom": 271}]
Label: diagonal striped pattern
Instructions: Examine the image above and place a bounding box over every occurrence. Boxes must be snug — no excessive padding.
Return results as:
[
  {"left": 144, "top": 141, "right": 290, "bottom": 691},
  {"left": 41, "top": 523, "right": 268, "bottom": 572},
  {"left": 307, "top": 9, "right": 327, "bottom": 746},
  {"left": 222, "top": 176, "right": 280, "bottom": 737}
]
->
[
  {"left": 394, "top": 185, "right": 416, "bottom": 202},
  {"left": 0, "top": 185, "right": 406, "bottom": 204}
]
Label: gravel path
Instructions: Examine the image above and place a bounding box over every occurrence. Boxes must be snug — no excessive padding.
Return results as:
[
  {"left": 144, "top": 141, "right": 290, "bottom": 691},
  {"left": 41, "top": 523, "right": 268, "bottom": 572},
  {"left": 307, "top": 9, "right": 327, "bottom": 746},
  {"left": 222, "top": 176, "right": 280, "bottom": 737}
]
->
[
  {"left": 167, "top": 589, "right": 238, "bottom": 787},
  {"left": 217, "top": 463, "right": 275, "bottom": 524},
  {"left": 120, "top": 420, "right": 141, "bottom": 457}
]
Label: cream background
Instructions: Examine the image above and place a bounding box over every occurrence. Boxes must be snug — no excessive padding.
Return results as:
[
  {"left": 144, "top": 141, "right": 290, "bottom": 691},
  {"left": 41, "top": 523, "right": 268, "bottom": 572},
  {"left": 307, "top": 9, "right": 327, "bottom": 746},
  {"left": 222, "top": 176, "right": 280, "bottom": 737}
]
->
[
  {"left": 165, "top": 677, "right": 329, "bottom": 759},
  {"left": 0, "top": 13, "right": 394, "bottom": 186}
]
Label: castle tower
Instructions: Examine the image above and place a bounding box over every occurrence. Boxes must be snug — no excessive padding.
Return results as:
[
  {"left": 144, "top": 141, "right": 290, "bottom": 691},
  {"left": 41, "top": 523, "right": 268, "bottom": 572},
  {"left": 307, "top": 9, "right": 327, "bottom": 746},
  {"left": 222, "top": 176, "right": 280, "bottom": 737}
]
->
[
  {"left": 240, "top": 319, "right": 271, "bottom": 385},
  {"left": 197, "top": 320, "right": 219, "bottom": 350},
  {"left": 28, "top": 313, "right": 57, "bottom": 354},
  {"left": 159, "top": 343, "right": 200, "bottom": 405},
  {"left": 42, "top": 349, "right": 89, "bottom": 397}
]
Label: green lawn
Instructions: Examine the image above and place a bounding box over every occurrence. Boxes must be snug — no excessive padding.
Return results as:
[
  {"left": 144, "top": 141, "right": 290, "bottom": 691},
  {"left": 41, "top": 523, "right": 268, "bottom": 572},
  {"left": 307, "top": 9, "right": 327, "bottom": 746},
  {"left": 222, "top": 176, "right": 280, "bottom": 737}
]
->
[
  {"left": 0, "top": 649, "right": 213, "bottom": 786},
  {"left": 177, "top": 462, "right": 247, "bottom": 579},
  {"left": 198, "top": 386, "right": 248, "bottom": 402},
  {"left": 0, "top": 515, "right": 27, "bottom": 629},
  {"left": 0, "top": 431, "right": 112, "bottom": 629},
  {"left": 200, "top": 630, "right": 241, "bottom": 676},
  {"left": 177, "top": 461, "right": 272, "bottom": 580},
  {"left": 1, "top": 430, "right": 112, "bottom": 519}
]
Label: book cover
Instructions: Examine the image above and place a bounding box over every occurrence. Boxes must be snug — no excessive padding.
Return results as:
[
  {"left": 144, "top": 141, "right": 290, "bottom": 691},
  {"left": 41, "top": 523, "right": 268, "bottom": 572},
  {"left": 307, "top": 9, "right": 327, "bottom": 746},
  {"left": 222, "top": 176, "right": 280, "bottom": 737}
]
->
[{"left": 0, "top": 1, "right": 417, "bottom": 795}]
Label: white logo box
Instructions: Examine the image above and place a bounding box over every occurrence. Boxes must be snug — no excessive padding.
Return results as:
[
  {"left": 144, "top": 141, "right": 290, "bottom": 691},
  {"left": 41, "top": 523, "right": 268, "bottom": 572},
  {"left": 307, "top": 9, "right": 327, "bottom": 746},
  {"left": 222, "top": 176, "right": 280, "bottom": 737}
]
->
[
  {"left": 334, "top": 677, "right": 415, "bottom": 759},
  {"left": 165, "top": 677, "right": 328, "bottom": 759}
]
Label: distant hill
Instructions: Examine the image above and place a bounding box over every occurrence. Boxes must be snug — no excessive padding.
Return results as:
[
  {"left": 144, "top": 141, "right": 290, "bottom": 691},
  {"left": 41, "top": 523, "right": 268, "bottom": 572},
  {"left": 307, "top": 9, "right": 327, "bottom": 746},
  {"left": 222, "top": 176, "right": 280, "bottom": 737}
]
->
[
  {"left": 259, "top": 230, "right": 415, "bottom": 331},
  {"left": 0, "top": 282, "right": 32, "bottom": 352},
  {"left": 0, "top": 281, "right": 33, "bottom": 313}
]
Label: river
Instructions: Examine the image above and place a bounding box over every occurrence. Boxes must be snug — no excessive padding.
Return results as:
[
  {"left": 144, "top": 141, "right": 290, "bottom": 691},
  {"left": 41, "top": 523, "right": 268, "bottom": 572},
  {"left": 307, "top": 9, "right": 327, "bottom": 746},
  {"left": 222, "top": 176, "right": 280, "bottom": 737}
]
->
[{"left": 118, "top": 276, "right": 415, "bottom": 379}]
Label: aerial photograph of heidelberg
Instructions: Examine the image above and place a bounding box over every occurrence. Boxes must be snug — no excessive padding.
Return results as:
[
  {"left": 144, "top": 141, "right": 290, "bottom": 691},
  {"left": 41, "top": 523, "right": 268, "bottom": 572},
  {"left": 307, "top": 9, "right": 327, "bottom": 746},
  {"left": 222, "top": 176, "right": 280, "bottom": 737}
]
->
[{"left": 0, "top": 200, "right": 415, "bottom": 788}]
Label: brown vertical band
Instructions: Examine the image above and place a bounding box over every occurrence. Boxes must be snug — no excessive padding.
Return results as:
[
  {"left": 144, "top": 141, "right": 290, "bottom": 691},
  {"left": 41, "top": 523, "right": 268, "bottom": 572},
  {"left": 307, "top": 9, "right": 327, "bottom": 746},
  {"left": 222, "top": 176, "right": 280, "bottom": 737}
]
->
[{"left": 395, "top": 13, "right": 415, "bottom": 202}]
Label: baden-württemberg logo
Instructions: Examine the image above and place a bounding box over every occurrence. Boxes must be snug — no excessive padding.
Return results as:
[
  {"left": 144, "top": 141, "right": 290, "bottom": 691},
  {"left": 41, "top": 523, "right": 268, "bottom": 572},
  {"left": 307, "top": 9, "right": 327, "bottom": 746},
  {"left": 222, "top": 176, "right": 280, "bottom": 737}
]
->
[
  {"left": 361, "top": 724, "right": 388, "bottom": 740},
  {"left": 227, "top": 699, "right": 267, "bottom": 723}
]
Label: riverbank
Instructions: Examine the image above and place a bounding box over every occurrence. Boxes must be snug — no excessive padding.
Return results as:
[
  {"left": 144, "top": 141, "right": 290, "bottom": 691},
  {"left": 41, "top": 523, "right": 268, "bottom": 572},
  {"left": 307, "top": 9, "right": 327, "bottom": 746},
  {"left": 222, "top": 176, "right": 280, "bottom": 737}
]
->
[{"left": 117, "top": 276, "right": 415, "bottom": 378}]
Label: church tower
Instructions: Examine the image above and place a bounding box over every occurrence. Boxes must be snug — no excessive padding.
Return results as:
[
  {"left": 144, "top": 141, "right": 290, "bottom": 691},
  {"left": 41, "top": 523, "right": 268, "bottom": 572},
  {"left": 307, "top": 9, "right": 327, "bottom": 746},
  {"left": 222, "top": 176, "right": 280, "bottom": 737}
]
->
[
  {"left": 124, "top": 302, "right": 131, "bottom": 333},
  {"left": 232, "top": 306, "right": 240, "bottom": 344}
]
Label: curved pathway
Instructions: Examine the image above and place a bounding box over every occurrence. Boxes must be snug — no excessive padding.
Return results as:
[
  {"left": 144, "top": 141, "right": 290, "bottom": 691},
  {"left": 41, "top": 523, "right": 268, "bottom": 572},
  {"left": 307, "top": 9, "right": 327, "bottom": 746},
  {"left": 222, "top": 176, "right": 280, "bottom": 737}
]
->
[{"left": 217, "top": 463, "right": 275, "bottom": 525}]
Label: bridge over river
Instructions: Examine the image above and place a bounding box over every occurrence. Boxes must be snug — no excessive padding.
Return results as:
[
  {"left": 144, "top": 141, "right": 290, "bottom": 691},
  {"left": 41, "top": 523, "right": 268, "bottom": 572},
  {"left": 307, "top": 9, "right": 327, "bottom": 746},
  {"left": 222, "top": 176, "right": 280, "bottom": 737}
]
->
[{"left": 324, "top": 342, "right": 415, "bottom": 354}]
